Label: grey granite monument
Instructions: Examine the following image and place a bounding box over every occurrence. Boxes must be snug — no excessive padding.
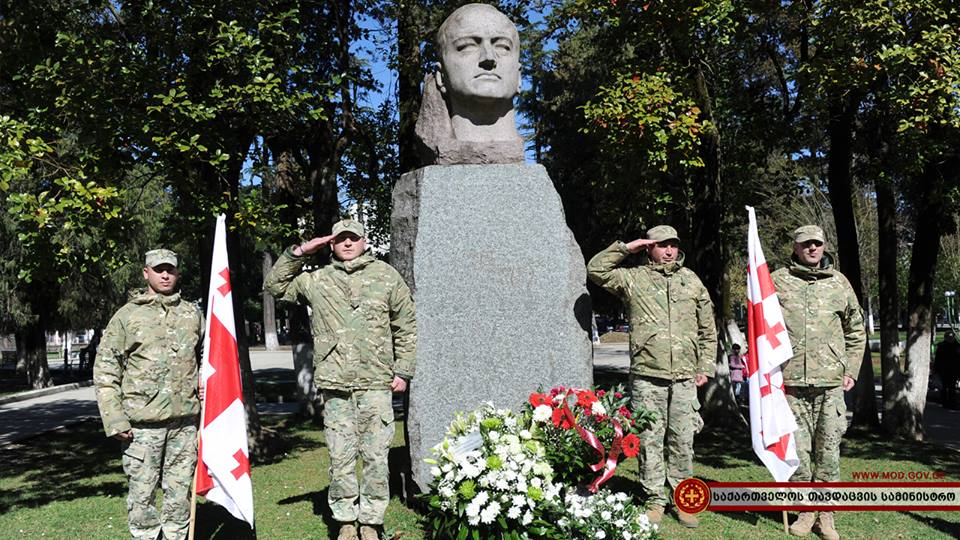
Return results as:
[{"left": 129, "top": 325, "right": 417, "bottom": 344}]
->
[{"left": 392, "top": 4, "right": 593, "bottom": 492}]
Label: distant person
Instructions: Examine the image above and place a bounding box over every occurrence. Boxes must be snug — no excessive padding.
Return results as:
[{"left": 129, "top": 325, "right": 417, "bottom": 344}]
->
[
  {"left": 728, "top": 344, "right": 747, "bottom": 403},
  {"left": 264, "top": 219, "right": 417, "bottom": 540},
  {"left": 934, "top": 330, "right": 960, "bottom": 408},
  {"left": 587, "top": 225, "right": 718, "bottom": 528},
  {"left": 773, "top": 225, "right": 865, "bottom": 540},
  {"left": 94, "top": 249, "right": 203, "bottom": 540}
]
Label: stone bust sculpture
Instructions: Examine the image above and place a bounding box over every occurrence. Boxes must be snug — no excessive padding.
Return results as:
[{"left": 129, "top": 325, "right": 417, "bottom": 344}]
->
[{"left": 415, "top": 3, "right": 526, "bottom": 165}]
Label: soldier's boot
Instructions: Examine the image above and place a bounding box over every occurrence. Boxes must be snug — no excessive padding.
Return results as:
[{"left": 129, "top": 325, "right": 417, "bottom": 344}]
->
[
  {"left": 788, "top": 512, "right": 817, "bottom": 537},
  {"left": 337, "top": 523, "right": 358, "bottom": 540},
  {"left": 815, "top": 512, "right": 840, "bottom": 540},
  {"left": 675, "top": 509, "right": 699, "bottom": 528},
  {"left": 359, "top": 525, "right": 380, "bottom": 540},
  {"left": 644, "top": 504, "right": 664, "bottom": 525}
]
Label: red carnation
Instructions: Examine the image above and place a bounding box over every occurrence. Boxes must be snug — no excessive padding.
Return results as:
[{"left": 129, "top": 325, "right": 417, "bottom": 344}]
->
[
  {"left": 552, "top": 408, "right": 574, "bottom": 430},
  {"left": 622, "top": 434, "right": 641, "bottom": 458},
  {"left": 529, "top": 393, "right": 552, "bottom": 408},
  {"left": 597, "top": 389, "right": 606, "bottom": 398},
  {"left": 619, "top": 406, "right": 632, "bottom": 418}
]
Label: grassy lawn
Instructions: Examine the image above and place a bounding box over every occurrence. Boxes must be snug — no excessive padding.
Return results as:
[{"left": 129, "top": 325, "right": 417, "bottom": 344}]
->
[{"left": 1, "top": 414, "right": 958, "bottom": 540}]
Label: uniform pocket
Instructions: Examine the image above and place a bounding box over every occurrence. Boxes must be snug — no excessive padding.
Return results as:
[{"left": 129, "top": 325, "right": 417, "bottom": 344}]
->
[
  {"left": 692, "top": 399, "right": 704, "bottom": 434},
  {"left": 834, "top": 401, "right": 848, "bottom": 435}
]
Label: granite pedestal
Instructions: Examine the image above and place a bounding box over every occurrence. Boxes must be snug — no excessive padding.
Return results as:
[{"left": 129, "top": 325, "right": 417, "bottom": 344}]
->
[{"left": 391, "top": 164, "right": 593, "bottom": 491}]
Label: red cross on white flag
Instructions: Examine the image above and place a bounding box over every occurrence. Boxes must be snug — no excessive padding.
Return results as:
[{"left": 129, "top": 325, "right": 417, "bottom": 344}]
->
[
  {"left": 745, "top": 206, "right": 800, "bottom": 482},
  {"left": 196, "top": 214, "right": 254, "bottom": 527}
]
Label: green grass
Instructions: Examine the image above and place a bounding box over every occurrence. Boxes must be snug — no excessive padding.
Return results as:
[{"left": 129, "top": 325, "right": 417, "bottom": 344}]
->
[{"left": 1, "top": 416, "right": 958, "bottom": 539}]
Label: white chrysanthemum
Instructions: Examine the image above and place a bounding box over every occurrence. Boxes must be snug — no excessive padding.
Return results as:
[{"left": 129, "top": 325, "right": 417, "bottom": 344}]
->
[
  {"left": 507, "top": 505, "right": 522, "bottom": 519},
  {"left": 466, "top": 500, "right": 481, "bottom": 519},
  {"left": 592, "top": 400, "right": 607, "bottom": 416},
  {"left": 439, "top": 486, "right": 454, "bottom": 498},
  {"left": 519, "top": 429, "right": 532, "bottom": 440},
  {"left": 480, "top": 501, "right": 501, "bottom": 524},
  {"left": 531, "top": 477, "right": 542, "bottom": 488},
  {"left": 504, "top": 415, "right": 517, "bottom": 428},
  {"left": 489, "top": 430, "right": 501, "bottom": 442},
  {"left": 474, "top": 491, "right": 489, "bottom": 506},
  {"left": 522, "top": 510, "right": 534, "bottom": 525},
  {"left": 532, "top": 405, "right": 552, "bottom": 423},
  {"left": 601, "top": 510, "right": 612, "bottom": 520}
]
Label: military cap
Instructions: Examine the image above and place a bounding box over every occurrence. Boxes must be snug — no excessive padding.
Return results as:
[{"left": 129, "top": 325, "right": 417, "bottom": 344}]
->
[
  {"left": 793, "top": 225, "right": 825, "bottom": 244},
  {"left": 646, "top": 225, "right": 680, "bottom": 243},
  {"left": 145, "top": 249, "right": 178, "bottom": 268},
  {"left": 332, "top": 219, "right": 365, "bottom": 238}
]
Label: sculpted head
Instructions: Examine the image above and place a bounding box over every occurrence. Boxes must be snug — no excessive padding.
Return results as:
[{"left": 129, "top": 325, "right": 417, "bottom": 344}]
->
[{"left": 436, "top": 4, "right": 521, "bottom": 110}]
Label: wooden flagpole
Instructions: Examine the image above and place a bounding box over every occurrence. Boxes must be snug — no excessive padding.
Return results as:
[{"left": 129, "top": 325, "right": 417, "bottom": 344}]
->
[
  {"left": 188, "top": 460, "right": 199, "bottom": 540},
  {"left": 782, "top": 510, "right": 789, "bottom": 533}
]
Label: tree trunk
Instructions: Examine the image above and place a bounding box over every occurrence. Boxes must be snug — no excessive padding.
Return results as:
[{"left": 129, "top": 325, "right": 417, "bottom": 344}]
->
[
  {"left": 16, "top": 318, "right": 53, "bottom": 389},
  {"left": 876, "top": 176, "right": 907, "bottom": 434},
  {"left": 397, "top": 0, "right": 423, "bottom": 174},
  {"left": 825, "top": 97, "right": 878, "bottom": 427},
  {"left": 262, "top": 251, "right": 280, "bottom": 351},
  {"left": 289, "top": 306, "right": 322, "bottom": 419},
  {"left": 894, "top": 164, "right": 947, "bottom": 440}
]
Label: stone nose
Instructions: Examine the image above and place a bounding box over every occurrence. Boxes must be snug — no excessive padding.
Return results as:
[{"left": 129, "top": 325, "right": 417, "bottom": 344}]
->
[{"left": 479, "top": 43, "right": 497, "bottom": 69}]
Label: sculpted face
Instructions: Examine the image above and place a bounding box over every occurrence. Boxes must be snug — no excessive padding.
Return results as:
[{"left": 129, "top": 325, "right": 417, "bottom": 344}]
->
[{"left": 438, "top": 4, "right": 521, "bottom": 105}]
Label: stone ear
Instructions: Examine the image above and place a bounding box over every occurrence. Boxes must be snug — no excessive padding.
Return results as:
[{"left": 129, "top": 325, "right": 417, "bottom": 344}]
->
[{"left": 434, "top": 63, "right": 446, "bottom": 95}]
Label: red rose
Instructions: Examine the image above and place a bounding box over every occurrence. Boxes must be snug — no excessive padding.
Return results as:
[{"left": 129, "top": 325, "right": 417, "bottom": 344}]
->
[
  {"left": 614, "top": 392, "right": 623, "bottom": 399},
  {"left": 622, "top": 433, "right": 641, "bottom": 458},
  {"left": 597, "top": 389, "right": 606, "bottom": 398},
  {"left": 529, "top": 393, "right": 552, "bottom": 408},
  {"left": 619, "top": 406, "right": 632, "bottom": 418},
  {"left": 552, "top": 408, "right": 574, "bottom": 430}
]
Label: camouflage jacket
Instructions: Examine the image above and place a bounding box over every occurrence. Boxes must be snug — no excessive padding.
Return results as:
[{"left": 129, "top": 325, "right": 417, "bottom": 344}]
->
[
  {"left": 263, "top": 247, "right": 417, "bottom": 390},
  {"left": 772, "top": 255, "right": 866, "bottom": 387},
  {"left": 587, "top": 241, "right": 718, "bottom": 380},
  {"left": 94, "top": 290, "right": 203, "bottom": 437}
]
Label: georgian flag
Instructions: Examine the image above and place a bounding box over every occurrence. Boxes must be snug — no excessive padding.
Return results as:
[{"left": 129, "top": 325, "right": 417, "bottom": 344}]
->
[
  {"left": 196, "top": 214, "right": 254, "bottom": 526},
  {"left": 745, "top": 206, "right": 800, "bottom": 482}
]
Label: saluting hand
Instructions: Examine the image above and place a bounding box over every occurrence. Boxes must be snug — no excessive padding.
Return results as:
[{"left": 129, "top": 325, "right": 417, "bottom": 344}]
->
[
  {"left": 293, "top": 234, "right": 337, "bottom": 256},
  {"left": 624, "top": 238, "right": 657, "bottom": 254}
]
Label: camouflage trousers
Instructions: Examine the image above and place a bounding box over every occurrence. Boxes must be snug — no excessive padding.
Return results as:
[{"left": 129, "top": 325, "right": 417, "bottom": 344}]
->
[
  {"left": 322, "top": 389, "right": 394, "bottom": 525},
  {"left": 786, "top": 385, "right": 847, "bottom": 482},
  {"left": 630, "top": 376, "right": 703, "bottom": 507},
  {"left": 121, "top": 418, "right": 197, "bottom": 540}
]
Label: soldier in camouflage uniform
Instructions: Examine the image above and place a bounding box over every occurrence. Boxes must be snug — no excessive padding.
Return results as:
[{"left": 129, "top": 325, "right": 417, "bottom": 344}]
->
[
  {"left": 94, "top": 249, "right": 203, "bottom": 540},
  {"left": 264, "top": 219, "right": 416, "bottom": 540},
  {"left": 587, "top": 225, "right": 718, "bottom": 528},
  {"left": 773, "top": 225, "right": 865, "bottom": 540}
]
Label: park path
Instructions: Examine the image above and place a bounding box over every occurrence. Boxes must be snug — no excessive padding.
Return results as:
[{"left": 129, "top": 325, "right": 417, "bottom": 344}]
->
[
  {"left": 0, "top": 350, "right": 295, "bottom": 446},
  {"left": 1, "top": 344, "right": 957, "bottom": 452}
]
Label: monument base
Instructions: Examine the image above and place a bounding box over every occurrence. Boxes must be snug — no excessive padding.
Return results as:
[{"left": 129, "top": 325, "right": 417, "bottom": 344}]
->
[{"left": 391, "top": 164, "right": 593, "bottom": 491}]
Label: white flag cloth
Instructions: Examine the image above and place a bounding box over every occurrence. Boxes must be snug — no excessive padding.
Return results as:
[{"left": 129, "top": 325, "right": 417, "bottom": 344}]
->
[
  {"left": 197, "top": 214, "right": 254, "bottom": 526},
  {"left": 745, "top": 206, "right": 800, "bottom": 482}
]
